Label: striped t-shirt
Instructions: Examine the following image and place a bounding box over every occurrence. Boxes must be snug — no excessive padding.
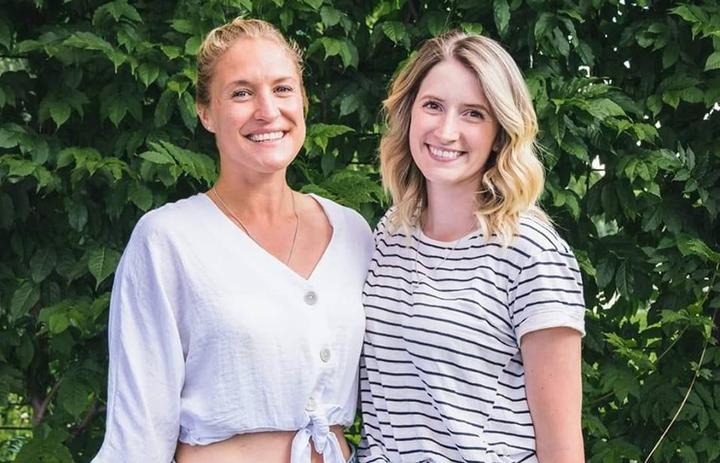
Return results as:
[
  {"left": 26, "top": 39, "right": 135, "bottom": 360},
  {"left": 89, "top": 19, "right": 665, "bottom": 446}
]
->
[{"left": 358, "top": 211, "right": 585, "bottom": 463}]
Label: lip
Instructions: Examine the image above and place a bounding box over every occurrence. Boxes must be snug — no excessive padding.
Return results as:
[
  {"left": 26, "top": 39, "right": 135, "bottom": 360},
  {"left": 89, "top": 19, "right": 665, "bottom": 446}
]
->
[
  {"left": 244, "top": 130, "right": 288, "bottom": 143},
  {"left": 426, "top": 144, "right": 465, "bottom": 162}
]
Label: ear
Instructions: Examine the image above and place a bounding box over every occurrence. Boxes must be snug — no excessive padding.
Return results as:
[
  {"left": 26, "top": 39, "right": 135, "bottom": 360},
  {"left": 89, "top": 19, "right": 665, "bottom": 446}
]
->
[
  {"left": 196, "top": 103, "right": 215, "bottom": 133},
  {"left": 492, "top": 131, "right": 506, "bottom": 153}
]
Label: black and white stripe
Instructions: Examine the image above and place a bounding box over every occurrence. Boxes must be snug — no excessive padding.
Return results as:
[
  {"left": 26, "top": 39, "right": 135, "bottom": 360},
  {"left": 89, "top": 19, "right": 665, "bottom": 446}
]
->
[{"left": 358, "top": 212, "right": 585, "bottom": 463}]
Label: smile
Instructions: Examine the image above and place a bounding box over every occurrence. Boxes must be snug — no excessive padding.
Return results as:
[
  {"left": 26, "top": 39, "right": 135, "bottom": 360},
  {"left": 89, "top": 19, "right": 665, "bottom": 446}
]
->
[
  {"left": 428, "top": 145, "right": 464, "bottom": 161},
  {"left": 246, "top": 131, "right": 286, "bottom": 143}
]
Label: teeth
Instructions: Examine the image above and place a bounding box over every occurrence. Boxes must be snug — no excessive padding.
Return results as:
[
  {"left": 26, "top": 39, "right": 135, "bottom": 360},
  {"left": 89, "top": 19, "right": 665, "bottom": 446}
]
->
[
  {"left": 429, "top": 146, "right": 461, "bottom": 159},
  {"left": 248, "top": 131, "right": 284, "bottom": 142}
]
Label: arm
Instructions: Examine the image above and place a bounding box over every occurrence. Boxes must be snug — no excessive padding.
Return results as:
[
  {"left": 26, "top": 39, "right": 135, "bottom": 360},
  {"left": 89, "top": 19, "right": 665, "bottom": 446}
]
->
[
  {"left": 93, "top": 219, "right": 185, "bottom": 462},
  {"left": 521, "top": 327, "right": 584, "bottom": 463}
]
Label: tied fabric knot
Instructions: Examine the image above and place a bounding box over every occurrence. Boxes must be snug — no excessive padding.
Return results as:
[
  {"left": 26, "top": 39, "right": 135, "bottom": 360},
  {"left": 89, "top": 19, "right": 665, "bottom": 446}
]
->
[{"left": 290, "top": 410, "right": 344, "bottom": 463}]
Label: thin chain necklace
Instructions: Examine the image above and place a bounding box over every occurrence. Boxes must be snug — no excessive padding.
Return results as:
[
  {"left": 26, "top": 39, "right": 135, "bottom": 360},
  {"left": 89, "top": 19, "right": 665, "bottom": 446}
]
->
[
  {"left": 211, "top": 186, "right": 299, "bottom": 265},
  {"left": 411, "top": 222, "right": 475, "bottom": 291}
]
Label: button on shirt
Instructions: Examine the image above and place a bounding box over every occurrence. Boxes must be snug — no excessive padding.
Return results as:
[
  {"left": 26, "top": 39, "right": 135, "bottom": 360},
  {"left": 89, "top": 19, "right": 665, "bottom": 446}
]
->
[{"left": 92, "top": 194, "right": 374, "bottom": 463}]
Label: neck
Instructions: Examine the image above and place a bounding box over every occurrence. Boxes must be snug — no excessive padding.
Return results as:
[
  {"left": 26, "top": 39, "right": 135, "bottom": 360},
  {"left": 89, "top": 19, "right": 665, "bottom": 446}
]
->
[
  {"left": 422, "top": 182, "right": 479, "bottom": 241},
  {"left": 212, "top": 171, "right": 293, "bottom": 220}
]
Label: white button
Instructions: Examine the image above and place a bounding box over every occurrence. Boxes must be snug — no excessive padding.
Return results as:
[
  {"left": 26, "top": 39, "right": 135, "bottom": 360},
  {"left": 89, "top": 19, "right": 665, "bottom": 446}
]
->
[
  {"left": 305, "top": 397, "right": 317, "bottom": 412},
  {"left": 320, "top": 348, "right": 331, "bottom": 363},
  {"left": 304, "top": 290, "right": 318, "bottom": 305}
]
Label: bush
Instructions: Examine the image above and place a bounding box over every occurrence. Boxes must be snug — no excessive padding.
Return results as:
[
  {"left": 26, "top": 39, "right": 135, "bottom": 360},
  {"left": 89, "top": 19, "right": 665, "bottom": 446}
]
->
[{"left": 1, "top": 0, "right": 719, "bottom": 461}]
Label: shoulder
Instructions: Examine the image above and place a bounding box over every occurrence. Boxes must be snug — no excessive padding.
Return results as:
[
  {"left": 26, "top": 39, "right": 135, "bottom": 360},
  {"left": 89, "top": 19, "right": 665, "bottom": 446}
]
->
[
  {"left": 513, "top": 214, "right": 574, "bottom": 257},
  {"left": 128, "top": 193, "right": 210, "bottom": 250}
]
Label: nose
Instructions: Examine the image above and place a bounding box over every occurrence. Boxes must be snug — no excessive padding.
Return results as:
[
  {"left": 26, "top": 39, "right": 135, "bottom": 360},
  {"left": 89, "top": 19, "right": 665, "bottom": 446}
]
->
[
  {"left": 436, "top": 113, "right": 459, "bottom": 143},
  {"left": 254, "top": 90, "right": 280, "bottom": 121}
]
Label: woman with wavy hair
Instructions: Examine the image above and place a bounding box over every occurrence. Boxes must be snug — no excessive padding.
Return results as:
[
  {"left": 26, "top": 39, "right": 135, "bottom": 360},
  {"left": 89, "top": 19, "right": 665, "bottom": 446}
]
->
[{"left": 359, "top": 31, "right": 585, "bottom": 463}]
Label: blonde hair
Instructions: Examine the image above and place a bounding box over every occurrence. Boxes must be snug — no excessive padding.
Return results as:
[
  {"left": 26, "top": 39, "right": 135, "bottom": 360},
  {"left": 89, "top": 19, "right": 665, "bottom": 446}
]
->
[
  {"left": 380, "top": 30, "right": 547, "bottom": 243},
  {"left": 196, "top": 18, "right": 307, "bottom": 110}
]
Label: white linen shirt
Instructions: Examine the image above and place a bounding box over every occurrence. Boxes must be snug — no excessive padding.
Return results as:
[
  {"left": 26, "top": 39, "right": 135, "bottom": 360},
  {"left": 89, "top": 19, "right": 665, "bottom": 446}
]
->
[{"left": 93, "top": 193, "right": 374, "bottom": 463}]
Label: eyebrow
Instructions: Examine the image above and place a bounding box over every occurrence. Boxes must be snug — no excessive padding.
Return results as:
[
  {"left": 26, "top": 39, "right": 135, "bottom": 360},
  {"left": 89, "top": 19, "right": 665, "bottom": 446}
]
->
[
  {"left": 419, "top": 94, "right": 491, "bottom": 113},
  {"left": 224, "top": 76, "right": 297, "bottom": 90}
]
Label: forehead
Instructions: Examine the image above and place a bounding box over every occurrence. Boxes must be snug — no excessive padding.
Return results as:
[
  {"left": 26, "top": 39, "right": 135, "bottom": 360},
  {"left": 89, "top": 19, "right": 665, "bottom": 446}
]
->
[
  {"left": 212, "top": 37, "right": 301, "bottom": 85},
  {"left": 417, "top": 58, "right": 488, "bottom": 103}
]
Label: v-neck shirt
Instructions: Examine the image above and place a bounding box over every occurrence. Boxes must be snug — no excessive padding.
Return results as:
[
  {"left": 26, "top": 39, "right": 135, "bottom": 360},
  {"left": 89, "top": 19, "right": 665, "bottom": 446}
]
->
[{"left": 93, "top": 193, "right": 374, "bottom": 463}]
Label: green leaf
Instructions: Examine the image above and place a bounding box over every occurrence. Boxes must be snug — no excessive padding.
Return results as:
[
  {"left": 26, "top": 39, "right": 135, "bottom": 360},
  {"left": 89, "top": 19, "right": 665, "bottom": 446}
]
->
[
  {"left": 587, "top": 98, "right": 626, "bottom": 120},
  {"left": 426, "top": 12, "right": 448, "bottom": 36},
  {"left": 178, "top": 91, "right": 197, "bottom": 131},
  {"left": 595, "top": 258, "right": 615, "bottom": 289},
  {"left": 10, "top": 281, "right": 40, "bottom": 319},
  {"left": 128, "top": 182, "right": 153, "bottom": 211},
  {"left": 339, "top": 93, "right": 360, "bottom": 117},
  {"left": 534, "top": 12, "right": 555, "bottom": 40},
  {"left": 137, "top": 62, "right": 160, "bottom": 87},
  {"left": 30, "top": 248, "right": 57, "bottom": 283},
  {"left": 320, "top": 6, "right": 341, "bottom": 27},
  {"left": 155, "top": 90, "right": 176, "bottom": 127},
  {"left": 160, "top": 45, "right": 182, "bottom": 60},
  {"left": 58, "top": 377, "right": 90, "bottom": 417},
  {"left": 705, "top": 51, "right": 720, "bottom": 71},
  {"left": 381, "top": 22, "right": 407, "bottom": 46},
  {"left": 185, "top": 35, "right": 201, "bottom": 56},
  {"left": 303, "top": 0, "right": 323, "bottom": 8},
  {"left": 237, "top": 0, "right": 253, "bottom": 10},
  {"left": 305, "top": 123, "right": 354, "bottom": 153},
  {"left": 677, "top": 235, "right": 720, "bottom": 263},
  {"left": 170, "top": 19, "right": 195, "bottom": 35},
  {"left": 615, "top": 261, "right": 633, "bottom": 298},
  {"left": 14, "top": 432, "right": 73, "bottom": 463},
  {"left": 139, "top": 150, "right": 176, "bottom": 165},
  {"left": 87, "top": 247, "right": 121, "bottom": 289},
  {"left": 493, "top": 0, "right": 511, "bottom": 37},
  {"left": 460, "top": 22, "right": 484, "bottom": 34},
  {"left": 64, "top": 198, "right": 88, "bottom": 231},
  {"left": 0, "top": 124, "right": 21, "bottom": 148},
  {"left": 0, "top": 18, "right": 11, "bottom": 49},
  {"left": 47, "top": 98, "right": 72, "bottom": 128}
]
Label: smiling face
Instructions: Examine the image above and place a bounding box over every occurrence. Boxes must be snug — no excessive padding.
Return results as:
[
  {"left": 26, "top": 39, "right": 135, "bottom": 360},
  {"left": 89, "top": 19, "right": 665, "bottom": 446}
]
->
[
  {"left": 408, "top": 58, "right": 500, "bottom": 197},
  {"left": 197, "top": 37, "right": 306, "bottom": 180}
]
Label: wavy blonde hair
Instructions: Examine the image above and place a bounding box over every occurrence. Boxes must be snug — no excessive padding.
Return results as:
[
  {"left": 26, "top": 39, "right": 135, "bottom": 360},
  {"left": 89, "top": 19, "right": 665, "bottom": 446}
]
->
[
  {"left": 380, "top": 30, "right": 547, "bottom": 243},
  {"left": 196, "top": 18, "right": 307, "bottom": 111}
]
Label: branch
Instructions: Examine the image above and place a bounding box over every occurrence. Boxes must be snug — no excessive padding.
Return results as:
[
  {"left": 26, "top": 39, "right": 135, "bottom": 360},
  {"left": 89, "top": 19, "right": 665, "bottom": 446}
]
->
[
  {"left": 72, "top": 399, "right": 104, "bottom": 438},
  {"left": 31, "top": 377, "right": 63, "bottom": 426},
  {"left": 644, "top": 264, "right": 719, "bottom": 462},
  {"left": 0, "top": 426, "right": 32, "bottom": 431}
]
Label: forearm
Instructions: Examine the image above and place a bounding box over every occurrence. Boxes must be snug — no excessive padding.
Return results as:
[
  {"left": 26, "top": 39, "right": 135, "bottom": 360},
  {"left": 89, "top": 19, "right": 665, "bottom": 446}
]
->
[{"left": 522, "top": 327, "right": 585, "bottom": 463}]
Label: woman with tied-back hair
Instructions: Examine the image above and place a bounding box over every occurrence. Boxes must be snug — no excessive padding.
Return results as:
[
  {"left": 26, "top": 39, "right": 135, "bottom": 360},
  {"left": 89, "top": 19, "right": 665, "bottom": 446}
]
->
[
  {"left": 358, "top": 31, "right": 585, "bottom": 463},
  {"left": 92, "top": 18, "right": 372, "bottom": 463}
]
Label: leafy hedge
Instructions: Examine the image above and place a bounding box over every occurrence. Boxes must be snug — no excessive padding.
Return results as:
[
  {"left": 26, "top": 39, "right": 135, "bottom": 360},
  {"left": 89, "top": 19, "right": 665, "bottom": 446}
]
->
[{"left": 1, "top": 0, "right": 719, "bottom": 461}]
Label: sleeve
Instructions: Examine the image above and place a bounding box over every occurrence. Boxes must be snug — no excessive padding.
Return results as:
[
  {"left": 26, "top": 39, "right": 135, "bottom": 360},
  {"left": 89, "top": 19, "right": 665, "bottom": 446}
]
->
[
  {"left": 509, "top": 247, "right": 586, "bottom": 341},
  {"left": 92, "top": 218, "right": 185, "bottom": 463}
]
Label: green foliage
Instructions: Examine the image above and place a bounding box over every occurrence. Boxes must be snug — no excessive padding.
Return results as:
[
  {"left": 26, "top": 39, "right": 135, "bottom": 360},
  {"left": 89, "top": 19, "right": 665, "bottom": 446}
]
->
[{"left": 1, "top": 0, "right": 719, "bottom": 461}]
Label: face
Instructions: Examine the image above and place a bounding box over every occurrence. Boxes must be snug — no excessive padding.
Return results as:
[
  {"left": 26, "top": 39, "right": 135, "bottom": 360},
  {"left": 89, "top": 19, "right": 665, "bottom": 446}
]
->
[
  {"left": 197, "top": 37, "right": 305, "bottom": 178},
  {"left": 408, "top": 58, "right": 500, "bottom": 195}
]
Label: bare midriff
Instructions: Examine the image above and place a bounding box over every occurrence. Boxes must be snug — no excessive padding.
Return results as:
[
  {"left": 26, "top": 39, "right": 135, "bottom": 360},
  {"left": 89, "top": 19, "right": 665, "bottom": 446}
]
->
[{"left": 174, "top": 426, "right": 351, "bottom": 463}]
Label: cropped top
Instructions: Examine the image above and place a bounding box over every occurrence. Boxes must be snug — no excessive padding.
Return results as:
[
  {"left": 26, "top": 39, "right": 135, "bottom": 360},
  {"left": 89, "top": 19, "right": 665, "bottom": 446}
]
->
[{"left": 92, "top": 193, "right": 374, "bottom": 463}]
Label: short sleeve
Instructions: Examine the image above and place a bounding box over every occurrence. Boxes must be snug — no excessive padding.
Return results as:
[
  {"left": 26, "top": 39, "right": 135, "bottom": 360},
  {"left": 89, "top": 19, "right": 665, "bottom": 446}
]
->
[
  {"left": 509, "top": 248, "right": 586, "bottom": 341},
  {"left": 92, "top": 218, "right": 185, "bottom": 463}
]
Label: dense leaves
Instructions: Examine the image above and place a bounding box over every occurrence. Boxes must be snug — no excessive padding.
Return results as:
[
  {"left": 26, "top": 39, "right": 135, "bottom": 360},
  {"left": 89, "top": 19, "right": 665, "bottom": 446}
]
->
[{"left": 1, "top": 0, "right": 719, "bottom": 461}]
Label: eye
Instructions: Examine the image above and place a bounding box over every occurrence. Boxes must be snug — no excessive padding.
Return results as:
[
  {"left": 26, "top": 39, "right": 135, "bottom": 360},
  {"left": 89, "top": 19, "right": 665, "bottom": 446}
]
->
[
  {"left": 275, "top": 85, "right": 294, "bottom": 94},
  {"left": 421, "top": 100, "right": 442, "bottom": 111},
  {"left": 231, "top": 89, "right": 251, "bottom": 99},
  {"left": 466, "top": 109, "right": 486, "bottom": 120}
]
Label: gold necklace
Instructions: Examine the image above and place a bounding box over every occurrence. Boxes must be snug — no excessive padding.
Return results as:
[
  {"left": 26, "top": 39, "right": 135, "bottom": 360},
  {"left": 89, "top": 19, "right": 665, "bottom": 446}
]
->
[
  {"left": 211, "top": 186, "right": 299, "bottom": 265},
  {"left": 411, "top": 229, "right": 464, "bottom": 290}
]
